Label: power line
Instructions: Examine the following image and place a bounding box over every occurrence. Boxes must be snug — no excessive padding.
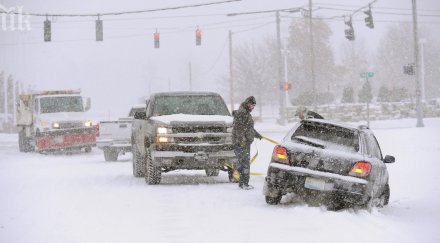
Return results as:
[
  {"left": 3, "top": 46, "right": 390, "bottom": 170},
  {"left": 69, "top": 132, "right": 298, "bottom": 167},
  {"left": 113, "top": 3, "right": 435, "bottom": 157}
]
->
[
  {"left": 314, "top": 2, "right": 440, "bottom": 12},
  {"left": 0, "top": 0, "right": 241, "bottom": 17}
]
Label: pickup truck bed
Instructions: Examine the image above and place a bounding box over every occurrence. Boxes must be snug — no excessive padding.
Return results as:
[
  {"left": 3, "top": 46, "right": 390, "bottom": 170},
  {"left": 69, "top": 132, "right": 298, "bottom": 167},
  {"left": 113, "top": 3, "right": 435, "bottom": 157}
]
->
[{"left": 97, "top": 119, "right": 132, "bottom": 161}]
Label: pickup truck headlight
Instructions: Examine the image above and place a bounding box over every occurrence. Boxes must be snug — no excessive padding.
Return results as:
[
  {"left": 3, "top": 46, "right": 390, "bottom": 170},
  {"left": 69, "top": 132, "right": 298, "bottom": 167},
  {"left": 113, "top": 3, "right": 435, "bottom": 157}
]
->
[
  {"left": 226, "top": 127, "right": 233, "bottom": 133},
  {"left": 157, "top": 127, "right": 172, "bottom": 134},
  {"left": 84, "top": 120, "right": 93, "bottom": 127},
  {"left": 156, "top": 136, "right": 174, "bottom": 143},
  {"left": 52, "top": 122, "right": 60, "bottom": 129}
]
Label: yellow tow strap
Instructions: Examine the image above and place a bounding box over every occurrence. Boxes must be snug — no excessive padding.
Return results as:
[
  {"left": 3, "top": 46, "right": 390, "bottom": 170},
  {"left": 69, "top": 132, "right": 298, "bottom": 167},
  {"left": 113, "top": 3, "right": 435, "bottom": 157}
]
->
[{"left": 226, "top": 136, "right": 279, "bottom": 181}]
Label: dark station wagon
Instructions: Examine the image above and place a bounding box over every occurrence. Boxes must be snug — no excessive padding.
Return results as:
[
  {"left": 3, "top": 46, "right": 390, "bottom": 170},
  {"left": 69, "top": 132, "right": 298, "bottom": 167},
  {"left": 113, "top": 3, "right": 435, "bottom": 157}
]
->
[{"left": 263, "top": 119, "right": 395, "bottom": 210}]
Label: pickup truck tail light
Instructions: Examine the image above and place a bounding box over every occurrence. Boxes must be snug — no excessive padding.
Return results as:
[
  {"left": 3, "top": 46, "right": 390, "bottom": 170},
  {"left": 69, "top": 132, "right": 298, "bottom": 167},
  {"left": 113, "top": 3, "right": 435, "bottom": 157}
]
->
[
  {"left": 349, "top": 161, "right": 371, "bottom": 178},
  {"left": 95, "top": 124, "right": 100, "bottom": 136},
  {"left": 272, "top": 145, "right": 289, "bottom": 165}
]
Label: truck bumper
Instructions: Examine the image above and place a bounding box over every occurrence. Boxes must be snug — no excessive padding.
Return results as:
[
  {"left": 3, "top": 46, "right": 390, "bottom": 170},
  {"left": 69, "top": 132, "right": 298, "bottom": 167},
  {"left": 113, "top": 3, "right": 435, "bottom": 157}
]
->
[
  {"left": 151, "top": 149, "right": 237, "bottom": 170},
  {"left": 96, "top": 139, "right": 131, "bottom": 152},
  {"left": 36, "top": 128, "right": 96, "bottom": 152}
]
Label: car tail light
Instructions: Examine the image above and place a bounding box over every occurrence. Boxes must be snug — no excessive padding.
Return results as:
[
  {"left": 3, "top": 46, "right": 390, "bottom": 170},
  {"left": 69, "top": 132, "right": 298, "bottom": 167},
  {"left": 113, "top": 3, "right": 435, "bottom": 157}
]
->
[
  {"left": 349, "top": 161, "right": 371, "bottom": 178},
  {"left": 272, "top": 145, "right": 289, "bottom": 165}
]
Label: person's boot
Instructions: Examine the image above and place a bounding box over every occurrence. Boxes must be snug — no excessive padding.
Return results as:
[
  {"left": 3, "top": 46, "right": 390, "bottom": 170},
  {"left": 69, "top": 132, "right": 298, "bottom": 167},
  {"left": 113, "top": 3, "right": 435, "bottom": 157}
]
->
[{"left": 241, "top": 184, "right": 254, "bottom": 190}]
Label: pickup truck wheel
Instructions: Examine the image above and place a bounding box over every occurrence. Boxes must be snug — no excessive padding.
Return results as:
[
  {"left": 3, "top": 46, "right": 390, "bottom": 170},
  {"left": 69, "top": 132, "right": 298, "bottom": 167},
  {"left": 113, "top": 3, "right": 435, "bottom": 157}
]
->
[
  {"left": 265, "top": 195, "right": 282, "bottom": 205},
  {"left": 104, "top": 148, "right": 118, "bottom": 161},
  {"left": 132, "top": 147, "right": 145, "bottom": 177},
  {"left": 205, "top": 169, "right": 220, "bottom": 177},
  {"left": 145, "top": 149, "right": 161, "bottom": 185}
]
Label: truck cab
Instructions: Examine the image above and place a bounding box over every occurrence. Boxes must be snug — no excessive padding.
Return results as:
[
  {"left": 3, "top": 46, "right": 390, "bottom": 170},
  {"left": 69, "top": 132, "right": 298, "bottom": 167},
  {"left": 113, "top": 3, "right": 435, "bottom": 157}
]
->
[{"left": 16, "top": 90, "right": 96, "bottom": 152}]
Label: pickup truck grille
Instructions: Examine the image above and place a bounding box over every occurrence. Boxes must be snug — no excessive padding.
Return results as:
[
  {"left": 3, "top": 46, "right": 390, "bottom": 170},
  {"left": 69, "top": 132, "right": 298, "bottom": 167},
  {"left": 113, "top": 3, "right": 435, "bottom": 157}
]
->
[
  {"left": 173, "top": 126, "right": 225, "bottom": 133},
  {"left": 174, "top": 137, "right": 222, "bottom": 143}
]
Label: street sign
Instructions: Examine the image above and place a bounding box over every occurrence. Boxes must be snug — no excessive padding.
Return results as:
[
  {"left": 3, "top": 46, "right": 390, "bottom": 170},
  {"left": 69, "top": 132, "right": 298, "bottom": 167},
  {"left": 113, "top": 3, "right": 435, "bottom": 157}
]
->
[{"left": 360, "top": 72, "right": 374, "bottom": 78}]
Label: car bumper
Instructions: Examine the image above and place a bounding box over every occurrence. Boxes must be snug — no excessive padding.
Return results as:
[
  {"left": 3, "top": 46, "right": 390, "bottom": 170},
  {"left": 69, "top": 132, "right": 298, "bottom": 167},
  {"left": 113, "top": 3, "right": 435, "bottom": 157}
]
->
[
  {"left": 263, "top": 163, "right": 369, "bottom": 205},
  {"left": 36, "top": 127, "right": 96, "bottom": 152}
]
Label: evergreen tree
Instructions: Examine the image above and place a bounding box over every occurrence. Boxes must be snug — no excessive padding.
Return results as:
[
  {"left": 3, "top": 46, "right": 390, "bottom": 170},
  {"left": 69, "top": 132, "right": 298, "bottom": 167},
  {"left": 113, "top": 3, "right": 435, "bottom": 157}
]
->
[
  {"left": 341, "top": 86, "right": 355, "bottom": 103},
  {"left": 377, "top": 85, "right": 391, "bottom": 102},
  {"left": 359, "top": 81, "right": 373, "bottom": 103}
]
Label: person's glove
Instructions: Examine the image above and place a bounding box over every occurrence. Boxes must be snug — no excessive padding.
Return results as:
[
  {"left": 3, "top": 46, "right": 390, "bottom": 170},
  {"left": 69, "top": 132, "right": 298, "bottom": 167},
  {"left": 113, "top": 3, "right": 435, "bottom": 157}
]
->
[{"left": 255, "top": 133, "right": 263, "bottom": 140}]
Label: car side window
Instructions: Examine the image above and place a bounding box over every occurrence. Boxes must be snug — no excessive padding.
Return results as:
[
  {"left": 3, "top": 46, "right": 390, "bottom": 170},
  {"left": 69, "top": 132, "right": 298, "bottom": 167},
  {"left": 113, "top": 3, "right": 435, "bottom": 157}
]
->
[{"left": 366, "top": 133, "right": 383, "bottom": 160}]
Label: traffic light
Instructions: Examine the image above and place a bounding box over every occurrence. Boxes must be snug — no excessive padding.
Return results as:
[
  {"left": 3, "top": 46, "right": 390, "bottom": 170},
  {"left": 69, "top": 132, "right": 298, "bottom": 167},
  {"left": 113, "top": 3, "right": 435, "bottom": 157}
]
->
[
  {"left": 364, "top": 5, "right": 374, "bottom": 29},
  {"left": 96, "top": 18, "right": 103, "bottom": 42},
  {"left": 344, "top": 18, "right": 355, "bottom": 41},
  {"left": 281, "top": 82, "right": 291, "bottom": 91},
  {"left": 44, "top": 18, "right": 51, "bottom": 42},
  {"left": 195, "top": 28, "right": 202, "bottom": 46},
  {"left": 154, "top": 30, "right": 160, "bottom": 48}
]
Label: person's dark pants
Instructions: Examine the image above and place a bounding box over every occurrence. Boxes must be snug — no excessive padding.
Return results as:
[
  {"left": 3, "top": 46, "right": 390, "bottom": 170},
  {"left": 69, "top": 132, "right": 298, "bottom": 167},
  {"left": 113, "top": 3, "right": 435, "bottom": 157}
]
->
[{"left": 233, "top": 143, "right": 250, "bottom": 187}]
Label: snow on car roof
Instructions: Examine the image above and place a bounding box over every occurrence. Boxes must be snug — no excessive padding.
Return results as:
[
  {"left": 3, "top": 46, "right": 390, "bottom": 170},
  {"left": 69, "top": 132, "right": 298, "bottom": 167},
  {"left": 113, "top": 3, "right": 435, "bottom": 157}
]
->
[
  {"left": 150, "top": 114, "right": 232, "bottom": 124},
  {"left": 152, "top": 91, "right": 221, "bottom": 97}
]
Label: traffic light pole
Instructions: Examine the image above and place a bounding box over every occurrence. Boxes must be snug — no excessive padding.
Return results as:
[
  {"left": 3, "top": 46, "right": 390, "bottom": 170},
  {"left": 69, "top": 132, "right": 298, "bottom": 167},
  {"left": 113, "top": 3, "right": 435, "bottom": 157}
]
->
[
  {"left": 276, "top": 11, "right": 286, "bottom": 125},
  {"left": 229, "top": 30, "right": 234, "bottom": 112},
  {"left": 412, "top": 0, "right": 424, "bottom": 127}
]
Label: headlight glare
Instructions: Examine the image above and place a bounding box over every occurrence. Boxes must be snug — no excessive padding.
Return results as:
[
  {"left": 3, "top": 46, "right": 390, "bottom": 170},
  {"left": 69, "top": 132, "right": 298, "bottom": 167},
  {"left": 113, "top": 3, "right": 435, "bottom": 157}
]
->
[
  {"left": 52, "top": 122, "right": 60, "bottom": 129},
  {"left": 84, "top": 120, "right": 93, "bottom": 127}
]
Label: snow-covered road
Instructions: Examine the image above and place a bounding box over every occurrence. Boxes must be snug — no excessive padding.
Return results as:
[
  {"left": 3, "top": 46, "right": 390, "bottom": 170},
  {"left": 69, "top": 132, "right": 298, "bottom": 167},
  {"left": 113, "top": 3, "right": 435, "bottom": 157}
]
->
[{"left": 1, "top": 118, "right": 440, "bottom": 243}]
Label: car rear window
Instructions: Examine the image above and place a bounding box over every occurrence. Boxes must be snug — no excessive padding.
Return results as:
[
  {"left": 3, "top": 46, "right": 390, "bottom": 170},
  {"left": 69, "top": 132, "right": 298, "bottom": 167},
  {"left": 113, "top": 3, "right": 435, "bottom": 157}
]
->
[{"left": 292, "top": 122, "right": 359, "bottom": 152}]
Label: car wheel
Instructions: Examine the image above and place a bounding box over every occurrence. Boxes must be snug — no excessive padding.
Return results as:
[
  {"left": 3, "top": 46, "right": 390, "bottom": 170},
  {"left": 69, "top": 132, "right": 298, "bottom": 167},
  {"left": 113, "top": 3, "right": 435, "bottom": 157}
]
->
[
  {"left": 205, "top": 168, "right": 219, "bottom": 177},
  {"left": 365, "top": 184, "right": 390, "bottom": 209},
  {"left": 145, "top": 148, "right": 161, "bottom": 185},
  {"left": 104, "top": 148, "right": 118, "bottom": 161},
  {"left": 265, "top": 195, "right": 282, "bottom": 205},
  {"left": 378, "top": 184, "right": 390, "bottom": 207},
  {"left": 132, "top": 146, "right": 145, "bottom": 177}
]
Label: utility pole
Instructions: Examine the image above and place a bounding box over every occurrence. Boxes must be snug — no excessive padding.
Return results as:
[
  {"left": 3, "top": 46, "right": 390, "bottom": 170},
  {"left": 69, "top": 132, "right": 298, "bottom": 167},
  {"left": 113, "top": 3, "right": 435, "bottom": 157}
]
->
[
  {"left": 188, "top": 62, "right": 192, "bottom": 91},
  {"left": 276, "top": 11, "right": 286, "bottom": 125},
  {"left": 309, "top": 0, "right": 316, "bottom": 107},
  {"left": 419, "top": 38, "right": 426, "bottom": 101},
  {"left": 229, "top": 30, "right": 234, "bottom": 112},
  {"left": 412, "top": 0, "right": 424, "bottom": 127}
]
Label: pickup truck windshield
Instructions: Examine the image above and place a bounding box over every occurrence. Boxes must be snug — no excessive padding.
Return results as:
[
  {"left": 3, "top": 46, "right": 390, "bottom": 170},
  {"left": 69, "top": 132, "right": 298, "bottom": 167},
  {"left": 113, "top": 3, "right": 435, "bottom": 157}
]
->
[
  {"left": 40, "top": 96, "right": 84, "bottom": 113},
  {"left": 153, "top": 95, "right": 230, "bottom": 116},
  {"left": 292, "top": 122, "right": 359, "bottom": 152}
]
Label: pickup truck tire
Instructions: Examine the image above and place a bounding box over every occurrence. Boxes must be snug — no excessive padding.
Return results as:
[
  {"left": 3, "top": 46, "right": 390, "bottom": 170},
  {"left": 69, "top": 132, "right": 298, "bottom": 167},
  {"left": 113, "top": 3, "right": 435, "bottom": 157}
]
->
[
  {"left": 104, "top": 148, "right": 118, "bottom": 161},
  {"left": 132, "top": 146, "right": 145, "bottom": 177},
  {"left": 205, "top": 169, "right": 220, "bottom": 177},
  {"left": 18, "top": 130, "right": 33, "bottom": 152},
  {"left": 145, "top": 148, "right": 161, "bottom": 185}
]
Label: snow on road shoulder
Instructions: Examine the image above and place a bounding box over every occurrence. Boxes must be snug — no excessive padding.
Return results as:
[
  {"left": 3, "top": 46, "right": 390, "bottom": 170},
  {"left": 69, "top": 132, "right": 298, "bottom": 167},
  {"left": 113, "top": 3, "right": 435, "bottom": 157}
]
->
[{"left": 1, "top": 118, "right": 440, "bottom": 243}]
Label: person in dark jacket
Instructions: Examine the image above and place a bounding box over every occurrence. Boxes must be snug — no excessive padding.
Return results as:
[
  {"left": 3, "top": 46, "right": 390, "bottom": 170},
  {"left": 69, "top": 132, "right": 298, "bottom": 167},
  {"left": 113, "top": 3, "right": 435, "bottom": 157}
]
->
[
  {"left": 232, "top": 96, "right": 262, "bottom": 190},
  {"left": 295, "top": 106, "right": 324, "bottom": 120}
]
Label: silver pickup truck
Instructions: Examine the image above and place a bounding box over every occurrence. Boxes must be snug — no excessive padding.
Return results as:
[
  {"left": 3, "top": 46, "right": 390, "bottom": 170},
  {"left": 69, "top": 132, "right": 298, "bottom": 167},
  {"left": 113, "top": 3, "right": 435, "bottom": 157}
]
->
[
  {"left": 131, "top": 92, "right": 237, "bottom": 184},
  {"left": 97, "top": 104, "right": 145, "bottom": 161}
]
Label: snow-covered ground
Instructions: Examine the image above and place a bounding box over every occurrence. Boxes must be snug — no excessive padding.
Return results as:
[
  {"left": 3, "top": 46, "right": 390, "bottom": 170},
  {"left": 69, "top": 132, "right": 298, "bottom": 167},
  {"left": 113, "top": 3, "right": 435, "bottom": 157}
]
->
[{"left": 1, "top": 118, "right": 440, "bottom": 243}]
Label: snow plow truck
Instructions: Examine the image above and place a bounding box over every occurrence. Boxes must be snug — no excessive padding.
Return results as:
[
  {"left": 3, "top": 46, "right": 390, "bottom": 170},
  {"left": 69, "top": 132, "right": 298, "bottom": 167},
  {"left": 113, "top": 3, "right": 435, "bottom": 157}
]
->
[{"left": 15, "top": 89, "right": 97, "bottom": 153}]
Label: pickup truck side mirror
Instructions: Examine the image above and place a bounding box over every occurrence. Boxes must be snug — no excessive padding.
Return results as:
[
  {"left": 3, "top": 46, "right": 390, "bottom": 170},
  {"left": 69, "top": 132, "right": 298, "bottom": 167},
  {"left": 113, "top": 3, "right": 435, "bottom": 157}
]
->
[
  {"left": 134, "top": 111, "right": 147, "bottom": 120},
  {"left": 84, "top": 97, "right": 91, "bottom": 111},
  {"left": 383, "top": 155, "right": 395, "bottom": 163}
]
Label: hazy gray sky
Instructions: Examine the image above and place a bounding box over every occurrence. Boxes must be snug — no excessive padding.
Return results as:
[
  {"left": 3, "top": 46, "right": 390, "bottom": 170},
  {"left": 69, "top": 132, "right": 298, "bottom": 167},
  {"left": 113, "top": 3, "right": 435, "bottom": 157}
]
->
[{"left": 1, "top": 0, "right": 439, "bottom": 119}]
